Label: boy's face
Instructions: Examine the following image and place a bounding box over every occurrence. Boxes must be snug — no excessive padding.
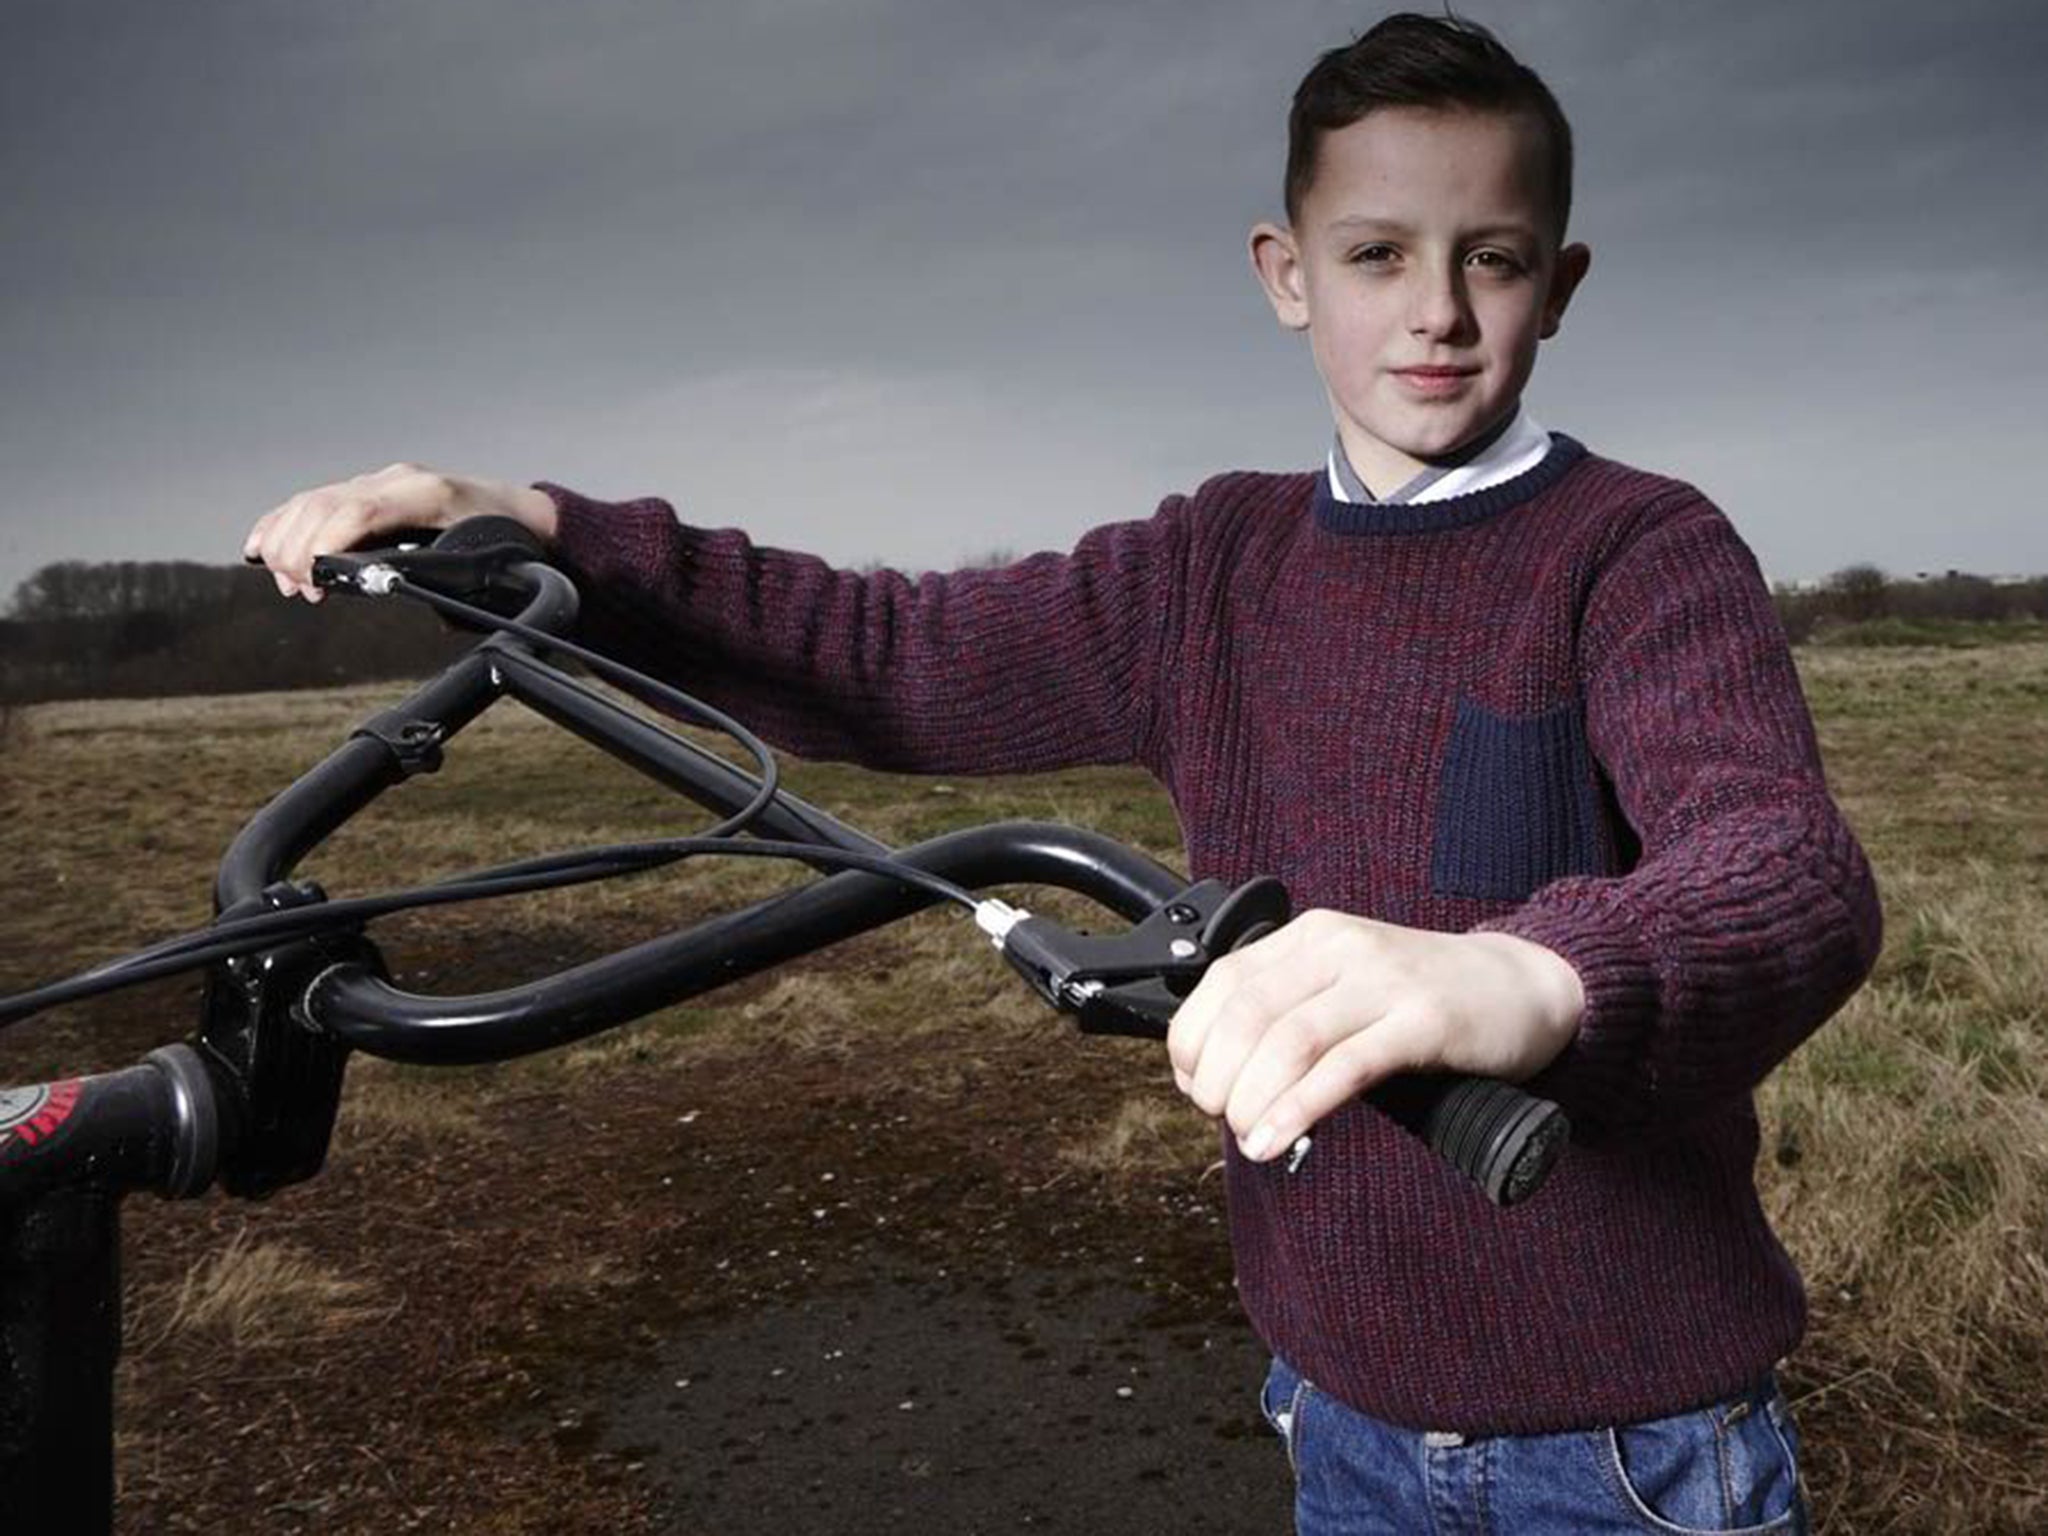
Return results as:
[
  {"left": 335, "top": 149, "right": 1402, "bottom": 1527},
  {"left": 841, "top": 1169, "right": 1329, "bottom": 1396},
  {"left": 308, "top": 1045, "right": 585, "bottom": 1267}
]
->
[{"left": 1250, "top": 106, "right": 1590, "bottom": 494}]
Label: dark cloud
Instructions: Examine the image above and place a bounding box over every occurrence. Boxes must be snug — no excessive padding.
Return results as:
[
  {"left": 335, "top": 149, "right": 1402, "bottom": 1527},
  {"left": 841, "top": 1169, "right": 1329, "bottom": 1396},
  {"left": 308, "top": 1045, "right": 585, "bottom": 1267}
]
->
[{"left": 2, "top": 0, "right": 2044, "bottom": 600}]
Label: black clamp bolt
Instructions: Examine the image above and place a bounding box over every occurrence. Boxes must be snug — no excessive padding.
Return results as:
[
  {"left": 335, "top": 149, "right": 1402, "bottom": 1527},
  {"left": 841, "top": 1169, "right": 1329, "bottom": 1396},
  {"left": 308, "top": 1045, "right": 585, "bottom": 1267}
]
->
[{"left": 350, "top": 716, "right": 445, "bottom": 777}]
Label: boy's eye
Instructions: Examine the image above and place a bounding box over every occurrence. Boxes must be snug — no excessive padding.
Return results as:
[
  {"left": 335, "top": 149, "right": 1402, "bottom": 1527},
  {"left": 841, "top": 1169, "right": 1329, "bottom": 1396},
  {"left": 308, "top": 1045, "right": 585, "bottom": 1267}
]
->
[
  {"left": 1348, "top": 243, "right": 1399, "bottom": 265},
  {"left": 1467, "top": 249, "right": 1527, "bottom": 276}
]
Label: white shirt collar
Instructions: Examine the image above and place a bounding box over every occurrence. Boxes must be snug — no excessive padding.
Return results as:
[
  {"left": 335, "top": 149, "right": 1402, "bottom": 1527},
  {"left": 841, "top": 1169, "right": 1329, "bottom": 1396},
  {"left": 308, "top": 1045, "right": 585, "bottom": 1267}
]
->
[{"left": 1325, "top": 408, "right": 1552, "bottom": 505}]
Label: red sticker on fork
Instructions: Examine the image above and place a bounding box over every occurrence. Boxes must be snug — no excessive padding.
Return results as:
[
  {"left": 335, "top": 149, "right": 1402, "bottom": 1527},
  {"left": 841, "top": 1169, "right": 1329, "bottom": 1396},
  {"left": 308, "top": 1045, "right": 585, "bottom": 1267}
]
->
[{"left": 0, "top": 1080, "right": 82, "bottom": 1154}]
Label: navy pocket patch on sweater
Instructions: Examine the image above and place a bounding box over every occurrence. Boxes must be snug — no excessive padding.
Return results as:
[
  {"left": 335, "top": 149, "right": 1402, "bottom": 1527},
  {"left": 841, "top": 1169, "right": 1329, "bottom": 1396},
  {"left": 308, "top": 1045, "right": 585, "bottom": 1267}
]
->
[{"left": 1429, "top": 696, "right": 1607, "bottom": 901}]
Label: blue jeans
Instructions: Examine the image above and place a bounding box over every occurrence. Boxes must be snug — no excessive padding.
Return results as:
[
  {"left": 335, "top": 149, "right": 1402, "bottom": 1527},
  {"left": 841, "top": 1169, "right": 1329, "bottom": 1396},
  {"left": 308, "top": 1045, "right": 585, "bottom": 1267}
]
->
[{"left": 1259, "top": 1356, "right": 1808, "bottom": 1535}]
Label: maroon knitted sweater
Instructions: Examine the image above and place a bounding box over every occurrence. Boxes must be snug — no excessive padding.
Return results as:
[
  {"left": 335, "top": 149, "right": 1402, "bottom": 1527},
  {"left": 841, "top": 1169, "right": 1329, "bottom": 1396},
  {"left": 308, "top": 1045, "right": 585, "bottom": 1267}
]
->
[{"left": 537, "top": 436, "right": 1882, "bottom": 1435}]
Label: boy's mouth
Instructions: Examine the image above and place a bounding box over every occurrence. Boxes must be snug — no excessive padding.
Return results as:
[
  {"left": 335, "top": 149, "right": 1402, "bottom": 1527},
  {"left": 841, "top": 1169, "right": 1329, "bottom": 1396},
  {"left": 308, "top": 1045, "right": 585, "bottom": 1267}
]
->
[{"left": 1391, "top": 365, "right": 1479, "bottom": 397}]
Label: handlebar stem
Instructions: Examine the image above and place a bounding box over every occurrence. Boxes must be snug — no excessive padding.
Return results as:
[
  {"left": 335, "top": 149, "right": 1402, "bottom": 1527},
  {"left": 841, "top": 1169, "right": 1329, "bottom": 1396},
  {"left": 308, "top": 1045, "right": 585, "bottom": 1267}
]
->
[{"left": 198, "top": 884, "right": 364, "bottom": 1199}]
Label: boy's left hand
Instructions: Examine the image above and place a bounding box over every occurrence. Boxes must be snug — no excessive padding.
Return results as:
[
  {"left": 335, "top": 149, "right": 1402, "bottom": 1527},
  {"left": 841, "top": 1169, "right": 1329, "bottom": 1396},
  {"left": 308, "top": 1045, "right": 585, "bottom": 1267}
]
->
[{"left": 1165, "top": 910, "right": 1585, "bottom": 1162}]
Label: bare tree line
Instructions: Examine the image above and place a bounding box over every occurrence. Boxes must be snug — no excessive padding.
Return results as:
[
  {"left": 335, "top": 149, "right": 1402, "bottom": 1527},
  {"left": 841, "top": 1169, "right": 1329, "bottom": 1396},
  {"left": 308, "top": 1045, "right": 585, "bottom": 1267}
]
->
[{"left": 0, "top": 562, "right": 468, "bottom": 706}]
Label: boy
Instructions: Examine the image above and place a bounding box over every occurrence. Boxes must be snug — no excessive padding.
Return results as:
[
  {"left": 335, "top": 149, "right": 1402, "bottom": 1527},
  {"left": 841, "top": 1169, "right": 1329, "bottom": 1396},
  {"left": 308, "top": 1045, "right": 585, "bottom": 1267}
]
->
[{"left": 246, "top": 14, "right": 1880, "bottom": 1531}]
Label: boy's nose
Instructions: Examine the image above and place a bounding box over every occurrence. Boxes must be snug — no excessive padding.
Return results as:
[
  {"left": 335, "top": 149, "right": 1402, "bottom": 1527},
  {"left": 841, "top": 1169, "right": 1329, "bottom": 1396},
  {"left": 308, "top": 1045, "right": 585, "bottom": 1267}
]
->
[{"left": 1407, "top": 267, "right": 1475, "bottom": 343}]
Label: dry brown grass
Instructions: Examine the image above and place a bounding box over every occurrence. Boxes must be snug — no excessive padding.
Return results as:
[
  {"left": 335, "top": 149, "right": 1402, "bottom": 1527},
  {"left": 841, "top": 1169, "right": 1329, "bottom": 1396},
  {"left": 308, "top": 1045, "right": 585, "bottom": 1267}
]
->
[
  {"left": 1753, "top": 643, "right": 2048, "bottom": 1530},
  {"left": 139, "top": 1228, "right": 397, "bottom": 1351},
  {"left": 1059, "top": 1093, "right": 1220, "bottom": 1178},
  {"left": 334, "top": 1056, "right": 501, "bottom": 1145}
]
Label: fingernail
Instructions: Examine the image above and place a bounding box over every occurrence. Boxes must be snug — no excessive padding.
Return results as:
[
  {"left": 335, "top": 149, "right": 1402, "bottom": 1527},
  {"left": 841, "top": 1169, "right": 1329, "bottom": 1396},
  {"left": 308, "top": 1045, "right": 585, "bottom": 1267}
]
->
[{"left": 1240, "top": 1124, "right": 1275, "bottom": 1160}]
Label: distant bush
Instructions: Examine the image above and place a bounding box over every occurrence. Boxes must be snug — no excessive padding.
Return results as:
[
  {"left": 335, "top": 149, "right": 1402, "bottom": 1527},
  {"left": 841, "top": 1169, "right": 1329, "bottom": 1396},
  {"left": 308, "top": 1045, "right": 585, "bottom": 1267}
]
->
[
  {"left": 1829, "top": 563, "right": 1892, "bottom": 624},
  {"left": 1776, "top": 567, "right": 2048, "bottom": 646}
]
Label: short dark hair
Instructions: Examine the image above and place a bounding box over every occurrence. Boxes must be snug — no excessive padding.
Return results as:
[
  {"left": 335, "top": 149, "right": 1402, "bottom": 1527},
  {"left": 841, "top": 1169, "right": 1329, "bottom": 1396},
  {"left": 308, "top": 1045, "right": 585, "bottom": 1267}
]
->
[{"left": 1284, "top": 13, "right": 1575, "bottom": 241}]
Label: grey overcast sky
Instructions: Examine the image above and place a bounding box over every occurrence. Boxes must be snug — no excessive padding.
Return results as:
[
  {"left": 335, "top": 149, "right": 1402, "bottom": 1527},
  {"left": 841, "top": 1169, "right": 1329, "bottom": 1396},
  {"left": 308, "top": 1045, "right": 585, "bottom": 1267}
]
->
[{"left": 3, "top": 0, "right": 2045, "bottom": 602}]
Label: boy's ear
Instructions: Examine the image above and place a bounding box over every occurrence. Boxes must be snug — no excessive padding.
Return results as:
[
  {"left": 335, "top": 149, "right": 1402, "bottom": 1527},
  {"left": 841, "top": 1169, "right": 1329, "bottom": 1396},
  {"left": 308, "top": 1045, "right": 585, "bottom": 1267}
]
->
[
  {"left": 1249, "top": 221, "right": 1310, "bottom": 331},
  {"left": 1540, "top": 241, "right": 1593, "bottom": 340}
]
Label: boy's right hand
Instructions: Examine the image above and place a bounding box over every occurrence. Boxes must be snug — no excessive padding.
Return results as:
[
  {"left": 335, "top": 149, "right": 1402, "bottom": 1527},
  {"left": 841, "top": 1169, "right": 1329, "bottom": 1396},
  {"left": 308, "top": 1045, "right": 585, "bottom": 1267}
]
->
[{"left": 242, "top": 463, "right": 561, "bottom": 603}]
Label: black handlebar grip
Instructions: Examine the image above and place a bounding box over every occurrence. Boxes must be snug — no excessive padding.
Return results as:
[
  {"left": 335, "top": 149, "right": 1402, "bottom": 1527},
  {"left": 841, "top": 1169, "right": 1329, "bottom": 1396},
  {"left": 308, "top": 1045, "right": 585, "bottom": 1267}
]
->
[
  {"left": 429, "top": 514, "right": 545, "bottom": 559},
  {"left": 1364, "top": 1072, "right": 1568, "bottom": 1207},
  {"left": 0, "top": 1047, "right": 220, "bottom": 1205}
]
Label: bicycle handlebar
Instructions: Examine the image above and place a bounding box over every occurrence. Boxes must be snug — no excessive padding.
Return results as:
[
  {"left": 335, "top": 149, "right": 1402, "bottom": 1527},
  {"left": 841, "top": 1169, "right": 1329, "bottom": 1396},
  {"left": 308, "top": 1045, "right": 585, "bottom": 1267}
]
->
[{"left": 4, "top": 516, "right": 1570, "bottom": 1211}]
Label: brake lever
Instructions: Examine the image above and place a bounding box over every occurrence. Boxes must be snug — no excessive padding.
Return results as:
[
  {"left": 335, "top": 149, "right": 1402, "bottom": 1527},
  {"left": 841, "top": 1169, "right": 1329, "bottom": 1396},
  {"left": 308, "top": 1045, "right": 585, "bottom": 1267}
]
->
[
  {"left": 990, "top": 876, "right": 1291, "bottom": 1038},
  {"left": 308, "top": 516, "right": 546, "bottom": 606}
]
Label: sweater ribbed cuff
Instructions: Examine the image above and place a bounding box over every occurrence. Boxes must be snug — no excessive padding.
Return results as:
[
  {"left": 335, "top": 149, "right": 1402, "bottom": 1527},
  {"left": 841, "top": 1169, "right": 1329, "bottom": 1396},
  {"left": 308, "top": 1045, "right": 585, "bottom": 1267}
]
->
[
  {"left": 533, "top": 481, "right": 683, "bottom": 592},
  {"left": 1473, "top": 896, "right": 1664, "bottom": 1129}
]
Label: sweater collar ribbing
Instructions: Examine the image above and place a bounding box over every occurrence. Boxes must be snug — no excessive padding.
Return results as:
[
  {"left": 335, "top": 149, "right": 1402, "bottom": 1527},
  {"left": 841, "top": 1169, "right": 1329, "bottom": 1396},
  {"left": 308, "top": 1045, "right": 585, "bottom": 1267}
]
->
[{"left": 1312, "top": 434, "right": 1587, "bottom": 536}]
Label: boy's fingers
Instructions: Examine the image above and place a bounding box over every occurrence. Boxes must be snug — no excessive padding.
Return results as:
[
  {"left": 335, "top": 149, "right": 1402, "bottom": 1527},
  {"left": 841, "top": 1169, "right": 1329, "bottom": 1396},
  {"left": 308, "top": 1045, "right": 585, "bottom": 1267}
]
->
[
  {"left": 1234, "top": 1010, "right": 1434, "bottom": 1161},
  {"left": 278, "top": 494, "right": 344, "bottom": 586},
  {"left": 246, "top": 507, "right": 285, "bottom": 568},
  {"left": 1182, "top": 959, "right": 1332, "bottom": 1118},
  {"left": 249, "top": 498, "right": 305, "bottom": 581},
  {"left": 251, "top": 467, "right": 465, "bottom": 598},
  {"left": 1166, "top": 948, "right": 1260, "bottom": 1083},
  {"left": 1164, "top": 916, "right": 1308, "bottom": 1077},
  {"left": 1165, "top": 961, "right": 1225, "bottom": 1079},
  {"left": 1218, "top": 983, "right": 1354, "bottom": 1144},
  {"left": 282, "top": 496, "right": 381, "bottom": 593},
  {"left": 242, "top": 507, "right": 277, "bottom": 560}
]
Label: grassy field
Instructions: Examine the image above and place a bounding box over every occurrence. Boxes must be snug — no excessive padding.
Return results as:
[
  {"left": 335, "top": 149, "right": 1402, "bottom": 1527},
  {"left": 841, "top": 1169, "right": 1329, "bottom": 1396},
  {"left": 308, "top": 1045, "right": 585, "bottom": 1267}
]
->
[
  {"left": 1756, "top": 643, "right": 2048, "bottom": 1531},
  {"left": 2, "top": 641, "right": 2046, "bottom": 1532}
]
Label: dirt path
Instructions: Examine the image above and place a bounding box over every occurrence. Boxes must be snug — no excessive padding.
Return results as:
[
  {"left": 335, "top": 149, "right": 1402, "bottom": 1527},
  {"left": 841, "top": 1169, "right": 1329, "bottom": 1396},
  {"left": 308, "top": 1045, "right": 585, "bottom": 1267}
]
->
[
  {"left": 580, "top": 1267, "right": 1287, "bottom": 1533},
  {"left": 92, "top": 965, "right": 1294, "bottom": 1533}
]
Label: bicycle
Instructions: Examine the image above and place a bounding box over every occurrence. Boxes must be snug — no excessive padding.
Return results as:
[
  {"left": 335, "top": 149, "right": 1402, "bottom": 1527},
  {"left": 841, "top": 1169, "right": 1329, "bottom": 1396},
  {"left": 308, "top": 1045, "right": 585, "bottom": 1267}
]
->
[{"left": 0, "top": 518, "right": 1567, "bottom": 1531}]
